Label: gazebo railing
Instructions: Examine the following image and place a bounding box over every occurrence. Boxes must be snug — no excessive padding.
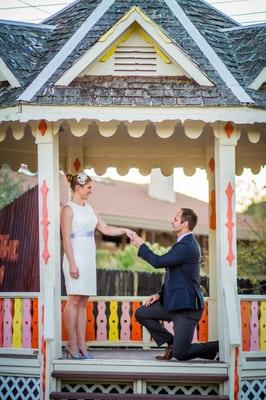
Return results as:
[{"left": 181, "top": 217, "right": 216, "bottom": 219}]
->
[{"left": 0, "top": 294, "right": 265, "bottom": 352}]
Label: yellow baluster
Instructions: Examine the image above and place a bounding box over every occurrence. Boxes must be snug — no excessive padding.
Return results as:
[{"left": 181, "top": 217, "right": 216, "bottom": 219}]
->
[
  {"left": 12, "top": 298, "right": 22, "bottom": 348},
  {"left": 260, "top": 301, "right": 266, "bottom": 351},
  {"left": 108, "top": 301, "right": 119, "bottom": 341}
]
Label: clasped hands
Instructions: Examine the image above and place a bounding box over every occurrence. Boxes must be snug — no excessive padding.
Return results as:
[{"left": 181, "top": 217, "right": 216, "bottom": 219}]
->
[{"left": 124, "top": 229, "right": 144, "bottom": 247}]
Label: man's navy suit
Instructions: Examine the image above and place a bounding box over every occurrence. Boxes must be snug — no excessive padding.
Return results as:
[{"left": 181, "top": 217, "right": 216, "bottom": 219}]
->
[{"left": 135, "top": 233, "right": 218, "bottom": 361}]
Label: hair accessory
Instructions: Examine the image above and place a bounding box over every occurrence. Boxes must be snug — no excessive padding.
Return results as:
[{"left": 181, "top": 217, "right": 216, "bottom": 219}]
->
[{"left": 77, "top": 172, "right": 88, "bottom": 185}]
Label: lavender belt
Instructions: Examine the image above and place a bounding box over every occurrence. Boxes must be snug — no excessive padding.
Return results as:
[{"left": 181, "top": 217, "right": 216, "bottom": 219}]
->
[{"left": 70, "top": 231, "right": 94, "bottom": 239}]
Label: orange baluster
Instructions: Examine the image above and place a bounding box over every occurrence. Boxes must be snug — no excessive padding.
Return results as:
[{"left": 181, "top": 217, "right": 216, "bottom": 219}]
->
[
  {"left": 31, "top": 298, "right": 38, "bottom": 349},
  {"left": 86, "top": 301, "right": 95, "bottom": 341},
  {"left": 198, "top": 302, "right": 208, "bottom": 342},
  {"left": 61, "top": 301, "right": 67, "bottom": 341},
  {"left": 241, "top": 301, "right": 250, "bottom": 351},
  {"left": 131, "top": 301, "right": 142, "bottom": 341}
]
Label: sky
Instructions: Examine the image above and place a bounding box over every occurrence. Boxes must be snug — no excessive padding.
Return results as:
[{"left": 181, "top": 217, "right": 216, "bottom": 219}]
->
[{"left": 1, "top": 0, "right": 265, "bottom": 210}]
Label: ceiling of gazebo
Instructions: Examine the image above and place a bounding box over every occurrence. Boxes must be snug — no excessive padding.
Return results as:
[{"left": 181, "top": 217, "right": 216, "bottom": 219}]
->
[{"left": 0, "top": 119, "right": 265, "bottom": 176}]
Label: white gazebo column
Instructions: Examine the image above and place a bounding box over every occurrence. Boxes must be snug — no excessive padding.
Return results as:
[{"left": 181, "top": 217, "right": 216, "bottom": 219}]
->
[
  {"left": 205, "top": 146, "right": 217, "bottom": 341},
  {"left": 35, "top": 120, "right": 61, "bottom": 400},
  {"left": 213, "top": 122, "right": 241, "bottom": 399}
]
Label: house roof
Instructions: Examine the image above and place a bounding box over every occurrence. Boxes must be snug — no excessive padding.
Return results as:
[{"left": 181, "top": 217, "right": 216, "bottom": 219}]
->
[{"left": 0, "top": 0, "right": 265, "bottom": 109}]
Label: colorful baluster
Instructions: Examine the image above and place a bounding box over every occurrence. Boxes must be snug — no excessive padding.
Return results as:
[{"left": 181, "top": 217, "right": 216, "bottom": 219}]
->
[
  {"left": 0, "top": 299, "right": 3, "bottom": 347},
  {"left": 61, "top": 301, "right": 67, "bottom": 342},
  {"left": 3, "top": 299, "right": 12, "bottom": 347},
  {"left": 241, "top": 301, "right": 250, "bottom": 351},
  {"left": 250, "top": 301, "right": 259, "bottom": 351},
  {"left": 32, "top": 299, "right": 39, "bottom": 349},
  {"left": 96, "top": 301, "right": 107, "bottom": 341},
  {"left": 108, "top": 301, "right": 119, "bottom": 341},
  {"left": 12, "top": 298, "right": 22, "bottom": 348},
  {"left": 22, "top": 299, "right": 32, "bottom": 348},
  {"left": 120, "top": 301, "right": 130, "bottom": 341},
  {"left": 198, "top": 303, "right": 208, "bottom": 342},
  {"left": 86, "top": 301, "right": 95, "bottom": 341},
  {"left": 260, "top": 301, "right": 266, "bottom": 351},
  {"left": 131, "top": 302, "right": 142, "bottom": 341}
]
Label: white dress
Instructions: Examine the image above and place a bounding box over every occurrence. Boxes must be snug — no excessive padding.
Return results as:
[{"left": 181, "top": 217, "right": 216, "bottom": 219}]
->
[{"left": 63, "top": 201, "right": 97, "bottom": 296}]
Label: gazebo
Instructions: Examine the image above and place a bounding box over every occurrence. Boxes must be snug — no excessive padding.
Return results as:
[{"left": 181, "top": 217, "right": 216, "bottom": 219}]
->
[{"left": 0, "top": 1, "right": 265, "bottom": 399}]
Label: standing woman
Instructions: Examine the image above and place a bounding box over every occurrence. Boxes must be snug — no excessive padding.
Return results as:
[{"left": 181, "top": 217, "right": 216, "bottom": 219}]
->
[{"left": 61, "top": 172, "right": 133, "bottom": 359}]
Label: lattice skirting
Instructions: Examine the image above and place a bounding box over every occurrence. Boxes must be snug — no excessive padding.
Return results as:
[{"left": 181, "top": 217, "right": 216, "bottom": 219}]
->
[
  {"left": 241, "top": 380, "right": 266, "bottom": 400},
  {"left": 61, "top": 381, "right": 219, "bottom": 396},
  {"left": 146, "top": 382, "right": 219, "bottom": 396},
  {"left": 61, "top": 382, "right": 134, "bottom": 394},
  {"left": 0, "top": 376, "right": 40, "bottom": 400}
]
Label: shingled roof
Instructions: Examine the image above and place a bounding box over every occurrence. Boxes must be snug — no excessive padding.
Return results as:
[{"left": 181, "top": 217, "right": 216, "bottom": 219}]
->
[{"left": 0, "top": 0, "right": 265, "bottom": 109}]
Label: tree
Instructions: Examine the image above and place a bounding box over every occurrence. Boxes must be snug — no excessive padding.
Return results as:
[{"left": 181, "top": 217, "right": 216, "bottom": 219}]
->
[
  {"left": 0, "top": 165, "right": 25, "bottom": 209},
  {"left": 237, "top": 200, "right": 266, "bottom": 281}
]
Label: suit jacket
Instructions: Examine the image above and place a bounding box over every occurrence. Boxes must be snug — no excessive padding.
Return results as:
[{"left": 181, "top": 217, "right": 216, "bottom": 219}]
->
[{"left": 138, "top": 234, "right": 204, "bottom": 312}]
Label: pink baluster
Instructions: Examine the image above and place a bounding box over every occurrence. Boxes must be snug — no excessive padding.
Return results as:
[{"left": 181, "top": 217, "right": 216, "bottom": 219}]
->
[
  {"left": 120, "top": 301, "right": 130, "bottom": 341},
  {"left": 164, "top": 321, "right": 174, "bottom": 335},
  {"left": 23, "top": 299, "right": 32, "bottom": 348},
  {"left": 3, "top": 299, "right": 12, "bottom": 347},
  {"left": 96, "top": 301, "right": 107, "bottom": 341},
  {"left": 250, "top": 301, "right": 259, "bottom": 351}
]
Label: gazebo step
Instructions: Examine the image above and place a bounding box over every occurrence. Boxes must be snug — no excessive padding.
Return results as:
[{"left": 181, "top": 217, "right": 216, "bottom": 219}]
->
[
  {"left": 50, "top": 394, "right": 229, "bottom": 400},
  {"left": 52, "top": 370, "right": 228, "bottom": 383}
]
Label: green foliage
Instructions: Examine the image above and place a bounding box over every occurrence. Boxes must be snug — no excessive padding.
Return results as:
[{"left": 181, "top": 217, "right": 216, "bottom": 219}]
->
[
  {"left": 0, "top": 165, "right": 24, "bottom": 209},
  {"left": 96, "top": 243, "right": 167, "bottom": 273},
  {"left": 237, "top": 200, "right": 266, "bottom": 281}
]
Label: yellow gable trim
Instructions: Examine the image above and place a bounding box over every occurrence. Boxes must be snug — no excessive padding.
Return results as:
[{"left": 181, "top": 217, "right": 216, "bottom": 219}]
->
[
  {"left": 99, "top": 5, "right": 171, "bottom": 44},
  {"left": 100, "top": 22, "right": 171, "bottom": 64}
]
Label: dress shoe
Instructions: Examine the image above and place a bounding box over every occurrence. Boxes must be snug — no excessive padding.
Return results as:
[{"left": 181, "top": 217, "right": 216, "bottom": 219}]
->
[{"left": 155, "top": 345, "right": 173, "bottom": 360}]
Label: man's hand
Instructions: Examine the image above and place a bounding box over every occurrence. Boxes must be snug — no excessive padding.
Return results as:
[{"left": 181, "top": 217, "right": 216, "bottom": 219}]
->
[
  {"left": 124, "top": 228, "right": 136, "bottom": 240},
  {"left": 143, "top": 293, "right": 160, "bottom": 307},
  {"left": 131, "top": 232, "right": 144, "bottom": 248},
  {"left": 69, "top": 263, "right": 79, "bottom": 279}
]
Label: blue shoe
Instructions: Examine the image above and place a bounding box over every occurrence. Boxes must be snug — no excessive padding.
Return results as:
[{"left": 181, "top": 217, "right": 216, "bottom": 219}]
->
[
  {"left": 78, "top": 347, "right": 94, "bottom": 359},
  {"left": 65, "top": 345, "right": 83, "bottom": 360}
]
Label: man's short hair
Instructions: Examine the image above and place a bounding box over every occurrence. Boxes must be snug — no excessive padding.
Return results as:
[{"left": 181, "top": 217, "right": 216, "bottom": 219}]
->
[{"left": 180, "top": 208, "right": 198, "bottom": 230}]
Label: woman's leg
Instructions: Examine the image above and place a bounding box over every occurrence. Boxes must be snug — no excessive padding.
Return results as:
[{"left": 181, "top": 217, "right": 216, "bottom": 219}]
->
[
  {"left": 63, "top": 295, "right": 80, "bottom": 354},
  {"left": 76, "top": 296, "right": 89, "bottom": 353}
]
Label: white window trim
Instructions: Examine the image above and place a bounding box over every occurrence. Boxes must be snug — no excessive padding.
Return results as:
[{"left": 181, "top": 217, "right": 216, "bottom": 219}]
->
[
  {"left": 18, "top": 0, "right": 116, "bottom": 102},
  {"left": 0, "top": 58, "right": 21, "bottom": 88},
  {"left": 164, "top": 0, "right": 253, "bottom": 104},
  {"left": 56, "top": 8, "right": 213, "bottom": 87},
  {"left": 248, "top": 67, "right": 266, "bottom": 90}
]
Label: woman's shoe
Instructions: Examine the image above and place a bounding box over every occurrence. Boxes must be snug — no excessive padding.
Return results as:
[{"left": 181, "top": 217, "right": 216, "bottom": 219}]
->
[
  {"left": 78, "top": 347, "right": 94, "bottom": 359},
  {"left": 65, "top": 344, "right": 82, "bottom": 360}
]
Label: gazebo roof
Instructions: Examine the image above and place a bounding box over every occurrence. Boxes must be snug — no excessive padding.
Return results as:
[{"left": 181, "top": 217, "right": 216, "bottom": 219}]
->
[{"left": 0, "top": 0, "right": 265, "bottom": 109}]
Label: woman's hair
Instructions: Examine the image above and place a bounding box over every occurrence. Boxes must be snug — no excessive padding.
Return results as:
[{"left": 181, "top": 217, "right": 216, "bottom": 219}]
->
[{"left": 66, "top": 172, "right": 92, "bottom": 191}]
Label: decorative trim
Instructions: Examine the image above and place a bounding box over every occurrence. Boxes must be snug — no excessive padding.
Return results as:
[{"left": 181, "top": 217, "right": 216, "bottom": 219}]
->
[
  {"left": 225, "top": 182, "right": 235, "bottom": 266},
  {"left": 38, "top": 120, "right": 47, "bottom": 136},
  {"left": 0, "top": 57, "right": 21, "bottom": 88},
  {"left": 209, "top": 190, "right": 216, "bottom": 230},
  {"left": 248, "top": 66, "right": 266, "bottom": 90},
  {"left": 209, "top": 157, "right": 215, "bottom": 173},
  {"left": 164, "top": 0, "right": 253, "bottom": 103},
  {"left": 225, "top": 121, "right": 234, "bottom": 138},
  {"left": 40, "top": 180, "right": 50, "bottom": 265},
  {"left": 18, "top": 0, "right": 116, "bottom": 102}
]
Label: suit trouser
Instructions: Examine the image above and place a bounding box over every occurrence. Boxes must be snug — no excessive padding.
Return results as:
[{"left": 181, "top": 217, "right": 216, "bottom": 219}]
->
[{"left": 135, "top": 301, "right": 218, "bottom": 360}]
